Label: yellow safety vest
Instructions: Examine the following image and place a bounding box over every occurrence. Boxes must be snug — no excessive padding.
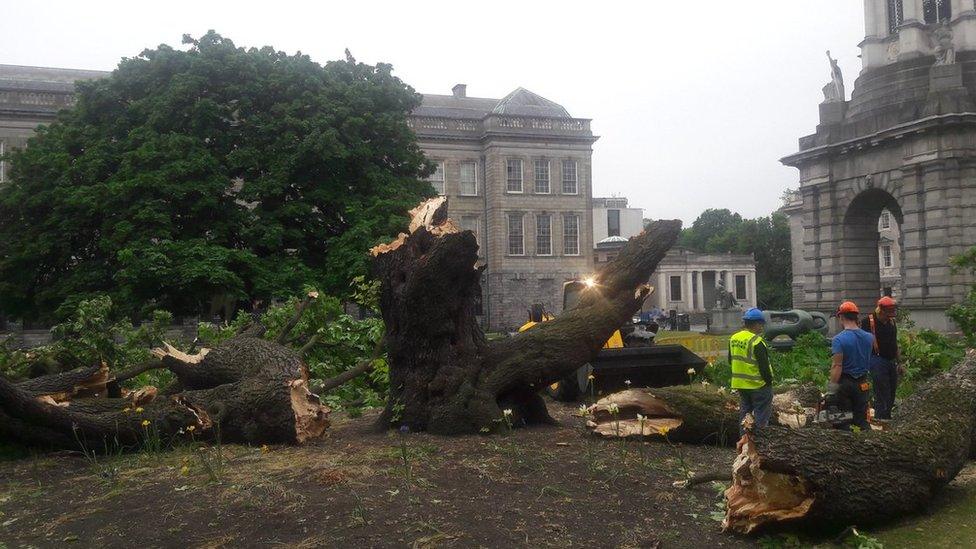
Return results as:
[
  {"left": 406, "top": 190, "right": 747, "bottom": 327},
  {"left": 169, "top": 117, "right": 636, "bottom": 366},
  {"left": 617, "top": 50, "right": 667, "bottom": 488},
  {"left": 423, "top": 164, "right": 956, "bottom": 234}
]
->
[{"left": 729, "top": 329, "right": 769, "bottom": 390}]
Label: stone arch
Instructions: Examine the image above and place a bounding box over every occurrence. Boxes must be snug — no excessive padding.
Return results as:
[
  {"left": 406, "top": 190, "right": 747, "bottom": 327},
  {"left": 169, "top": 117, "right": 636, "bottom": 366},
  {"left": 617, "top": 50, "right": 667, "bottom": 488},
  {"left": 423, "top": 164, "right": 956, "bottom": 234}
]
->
[{"left": 840, "top": 187, "right": 904, "bottom": 311}]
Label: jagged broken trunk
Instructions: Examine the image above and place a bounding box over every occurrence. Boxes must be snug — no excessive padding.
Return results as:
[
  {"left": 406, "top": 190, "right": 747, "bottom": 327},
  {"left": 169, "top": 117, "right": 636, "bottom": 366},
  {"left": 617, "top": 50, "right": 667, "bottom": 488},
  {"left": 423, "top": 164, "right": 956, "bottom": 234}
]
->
[
  {"left": 371, "top": 197, "right": 681, "bottom": 434},
  {"left": 0, "top": 336, "right": 330, "bottom": 450},
  {"left": 724, "top": 350, "right": 976, "bottom": 535}
]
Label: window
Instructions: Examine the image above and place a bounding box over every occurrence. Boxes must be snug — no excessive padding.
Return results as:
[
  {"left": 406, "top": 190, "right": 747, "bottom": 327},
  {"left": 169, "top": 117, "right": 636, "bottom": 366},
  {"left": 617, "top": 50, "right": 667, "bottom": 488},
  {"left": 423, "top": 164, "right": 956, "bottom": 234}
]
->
[
  {"left": 536, "top": 214, "right": 552, "bottom": 256},
  {"left": 507, "top": 213, "right": 524, "bottom": 255},
  {"left": 735, "top": 275, "right": 747, "bottom": 301},
  {"left": 563, "top": 214, "right": 580, "bottom": 255},
  {"left": 607, "top": 209, "right": 621, "bottom": 237},
  {"left": 534, "top": 160, "right": 550, "bottom": 194},
  {"left": 0, "top": 140, "right": 5, "bottom": 184},
  {"left": 923, "top": 0, "right": 950, "bottom": 24},
  {"left": 459, "top": 161, "right": 478, "bottom": 196},
  {"left": 882, "top": 245, "right": 893, "bottom": 268},
  {"left": 669, "top": 276, "right": 683, "bottom": 302},
  {"left": 880, "top": 211, "right": 891, "bottom": 230},
  {"left": 461, "top": 215, "right": 480, "bottom": 248},
  {"left": 506, "top": 159, "right": 523, "bottom": 193},
  {"left": 426, "top": 161, "right": 445, "bottom": 195},
  {"left": 887, "top": 0, "right": 904, "bottom": 34},
  {"left": 561, "top": 160, "right": 578, "bottom": 194}
]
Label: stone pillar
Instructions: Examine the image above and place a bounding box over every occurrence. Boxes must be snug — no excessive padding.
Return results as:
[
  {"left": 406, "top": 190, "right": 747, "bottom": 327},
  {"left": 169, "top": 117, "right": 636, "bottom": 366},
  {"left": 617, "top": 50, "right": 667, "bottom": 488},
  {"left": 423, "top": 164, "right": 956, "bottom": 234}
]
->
[
  {"left": 657, "top": 271, "right": 667, "bottom": 309},
  {"left": 750, "top": 272, "right": 758, "bottom": 308},
  {"left": 686, "top": 271, "right": 695, "bottom": 311},
  {"left": 695, "top": 270, "right": 704, "bottom": 311},
  {"left": 899, "top": 0, "right": 931, "bottom": 60},
  {"left": 861, "top": 0, "right": 891, "bottom": 69}
]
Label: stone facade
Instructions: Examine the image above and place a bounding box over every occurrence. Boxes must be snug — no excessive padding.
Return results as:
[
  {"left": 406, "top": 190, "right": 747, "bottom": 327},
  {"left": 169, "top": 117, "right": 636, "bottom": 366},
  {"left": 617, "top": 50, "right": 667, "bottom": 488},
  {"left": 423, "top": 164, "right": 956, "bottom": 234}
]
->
[
  {"left": 781, "top": 0, "right": 976, "bottom": 330},
  {"left": 410, "top": 86, "right": 598, "bottom": 331},
  {"left": 0, "top": 65, "right": 108, "bottom": 185}
]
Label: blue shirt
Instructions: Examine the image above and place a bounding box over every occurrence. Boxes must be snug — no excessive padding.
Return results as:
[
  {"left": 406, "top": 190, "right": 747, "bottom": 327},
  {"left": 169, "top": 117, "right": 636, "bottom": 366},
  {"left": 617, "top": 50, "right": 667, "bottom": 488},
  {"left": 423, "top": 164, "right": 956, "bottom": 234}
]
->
[{"left": 831, "top": 328, "right": 875, "bottom": 377}]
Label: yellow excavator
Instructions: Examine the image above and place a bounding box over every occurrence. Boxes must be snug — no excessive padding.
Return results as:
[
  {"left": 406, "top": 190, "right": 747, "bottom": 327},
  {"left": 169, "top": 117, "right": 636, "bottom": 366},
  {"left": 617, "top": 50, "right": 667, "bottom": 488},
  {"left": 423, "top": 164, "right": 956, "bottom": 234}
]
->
[{"left": 518, "top": 277, "right": 703, "bottom": 401}]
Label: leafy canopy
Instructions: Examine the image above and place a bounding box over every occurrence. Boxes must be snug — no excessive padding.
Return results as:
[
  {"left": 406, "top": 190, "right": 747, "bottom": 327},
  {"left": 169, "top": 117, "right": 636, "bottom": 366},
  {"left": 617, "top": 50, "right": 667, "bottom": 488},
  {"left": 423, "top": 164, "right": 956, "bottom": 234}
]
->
[{"left": 0, "top": 32, "right": 433, "bottom": 321}]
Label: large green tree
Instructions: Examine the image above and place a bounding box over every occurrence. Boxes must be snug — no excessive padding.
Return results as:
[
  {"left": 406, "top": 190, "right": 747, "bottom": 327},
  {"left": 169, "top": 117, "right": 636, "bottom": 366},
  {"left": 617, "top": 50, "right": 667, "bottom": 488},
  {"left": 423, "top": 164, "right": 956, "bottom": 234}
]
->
[
  {"left": 679, "top": 209, "right": 792, "bottom": 310},
  {"left": 0, "top": 32, "right": 433, "bottom": 321}
]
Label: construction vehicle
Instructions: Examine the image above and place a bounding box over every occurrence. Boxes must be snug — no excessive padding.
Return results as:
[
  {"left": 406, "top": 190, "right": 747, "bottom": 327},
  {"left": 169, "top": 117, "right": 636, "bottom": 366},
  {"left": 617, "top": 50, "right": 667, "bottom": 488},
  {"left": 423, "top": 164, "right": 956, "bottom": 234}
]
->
[{"left": 520, "top": 278, "right": 706, "bottom": 401}]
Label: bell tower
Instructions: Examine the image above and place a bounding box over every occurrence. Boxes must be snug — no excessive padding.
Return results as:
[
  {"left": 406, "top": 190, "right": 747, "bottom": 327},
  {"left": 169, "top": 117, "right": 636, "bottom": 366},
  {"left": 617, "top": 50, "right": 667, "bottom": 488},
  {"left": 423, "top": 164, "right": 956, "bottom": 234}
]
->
[{"left": 861, "top": 0, "right": 974, "bottom": 70}]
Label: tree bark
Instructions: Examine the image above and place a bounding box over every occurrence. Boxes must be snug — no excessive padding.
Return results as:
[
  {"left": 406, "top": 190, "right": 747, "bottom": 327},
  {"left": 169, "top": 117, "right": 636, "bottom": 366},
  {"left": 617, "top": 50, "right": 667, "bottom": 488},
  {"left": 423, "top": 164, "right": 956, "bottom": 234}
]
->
[
  {"left": 0, "top": 335, "right": 331, "bottom": 451},
  {"left": 723, "top": 350, "right": 976, "bottom": 535},
  {"left": 371, "top": 197, "right": 682, "bottom": 434}
]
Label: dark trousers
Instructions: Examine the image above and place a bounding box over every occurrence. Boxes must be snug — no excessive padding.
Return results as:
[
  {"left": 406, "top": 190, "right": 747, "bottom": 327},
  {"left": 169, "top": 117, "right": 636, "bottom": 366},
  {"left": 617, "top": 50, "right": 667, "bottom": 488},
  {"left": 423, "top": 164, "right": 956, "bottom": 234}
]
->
[
  {"left": 870, "top": 356, "right": 898, "bottom": 420},
  {"left": 737, "top": 385, "right": 773, "bottom": 435},
  {"left": 836, "top": 374, "right": 870, "bottom": 431}
]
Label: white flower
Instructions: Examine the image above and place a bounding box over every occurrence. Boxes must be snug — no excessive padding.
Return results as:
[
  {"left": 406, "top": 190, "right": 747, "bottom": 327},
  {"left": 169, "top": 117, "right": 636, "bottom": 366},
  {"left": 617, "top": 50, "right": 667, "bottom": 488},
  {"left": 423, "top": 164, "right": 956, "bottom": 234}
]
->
[
  {"left": 624, "top": 379, "right": 632, "bottom": 386},
  {"left": 607, "top": 403, "right": 620, "bottom": 415},
  {"left": 636, "top": 413, "right": 646, "bottom": 422},
  {"left": 578, "top": 404, "right": 590, "bottom": 416},
  {"left": 502, "top": 408, "right": 513, "bottom": 417},
  {"left": 687, "top": 368, "right": 696, "bottom": 376}
]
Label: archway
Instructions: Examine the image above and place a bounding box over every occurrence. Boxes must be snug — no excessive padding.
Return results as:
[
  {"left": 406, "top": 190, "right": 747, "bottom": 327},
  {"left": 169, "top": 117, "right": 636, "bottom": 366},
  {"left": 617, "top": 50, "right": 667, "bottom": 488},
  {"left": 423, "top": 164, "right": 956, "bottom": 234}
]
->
[{"left": 841, "top": 188, "right": 904, "bottom": 311}]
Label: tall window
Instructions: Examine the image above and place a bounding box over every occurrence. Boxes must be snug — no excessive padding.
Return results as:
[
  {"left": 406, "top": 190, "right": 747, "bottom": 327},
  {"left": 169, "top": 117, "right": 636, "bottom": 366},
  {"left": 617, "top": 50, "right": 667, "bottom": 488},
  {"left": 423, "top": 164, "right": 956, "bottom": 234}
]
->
[
  {"left": 735, "top": 275, "right": 747, "bottom": 301},
  {"left": 607, "top": 209, "right": 621, "bottom": 237},
  {"left": 427, "top": 161, "right": 445, "bottom": 195},
  {"left": 923, "top": 0, "right": 950, "bottom": 24},
  {"left": 507, "top": 213, "right": 524, "bottom": 255},
  {"left": 887, "top": 0, "right": 904, "bottom": 34},
  {"left": 506, "top": 159, "right": 523, "bottom": 193},
  {"left": 0, "top": 141, "right": 5, "bottom": 184},
  {"left": 461, "top": 215, "right": 480, "bottom": 248},
  {"left": 563, "top": 214, "right": 580, "bottom": 255},
  {"left": 534, "top": 160, "right": 550, "bottom": 193},
  {"left": 882, "top": 245, "right": 893, "bottom": 268},
  {"left": 880, "top": 211, "right": 891, "bottom": 230},
  {"left": 536, "top": 214, "right": 552, "bottom": 255},
  {"left": 460, "top": 161, "right": 478, "bottom": 196},
  {"left": 561, "top": 160, "right": 578, "bottom": 194},
  {"left": 669, "top": 276, "right": 683, "bottom": 302}
]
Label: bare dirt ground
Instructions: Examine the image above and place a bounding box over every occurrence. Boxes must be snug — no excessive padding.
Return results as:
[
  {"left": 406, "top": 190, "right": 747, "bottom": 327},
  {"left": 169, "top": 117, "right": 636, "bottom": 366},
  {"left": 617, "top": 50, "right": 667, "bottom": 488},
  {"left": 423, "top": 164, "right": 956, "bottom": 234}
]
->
[
  {"left": 3, "top": 400, "right": 975, "bottom": 548},
  {"left": 0, "top": 401, "right": 749, "bottom": 548}
]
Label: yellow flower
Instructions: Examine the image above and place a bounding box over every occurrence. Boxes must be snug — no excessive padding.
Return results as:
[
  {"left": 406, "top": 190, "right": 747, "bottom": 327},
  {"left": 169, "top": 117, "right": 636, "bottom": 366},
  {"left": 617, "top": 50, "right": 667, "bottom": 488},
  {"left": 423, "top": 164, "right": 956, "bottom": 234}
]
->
[
  {"left": 657, "top": 425, "right": 671, "bottom": 435},
  {"left": 587, "top": 374, "right": 595, "bottom": 381},
  {"left": 260, "top": 444, "right": 270, "bottom": 453},
  {"left": 141, "top": 419, "right": 151, "bottom": 427},
  {"left": 122, "top": 407, "right": 131, "bottom": 413},
  {"left": 186, "top": 425, "right": 196, "bottom": 432},
  {"left": 180, "top": 465, "right": 190, "bottom": 476},
  {"left": 135, "top": 407, "right": 144, "bottom": 413}
]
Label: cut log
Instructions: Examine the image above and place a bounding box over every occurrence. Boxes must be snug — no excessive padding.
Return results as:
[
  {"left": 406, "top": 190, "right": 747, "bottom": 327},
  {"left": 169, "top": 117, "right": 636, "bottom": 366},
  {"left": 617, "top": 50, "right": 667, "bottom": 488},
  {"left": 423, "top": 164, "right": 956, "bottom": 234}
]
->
[
  {"left": 584, "top": 383, "right": 823, "bottom": 444},
  {"left": 0, "top": 335, "right": 330, "bottom": 450},
  {"left": 724, "top": 350, "right": 976, "bottom": 534},
  {"left": 371, "top": 197, "right": 683, "bottom": 434}
]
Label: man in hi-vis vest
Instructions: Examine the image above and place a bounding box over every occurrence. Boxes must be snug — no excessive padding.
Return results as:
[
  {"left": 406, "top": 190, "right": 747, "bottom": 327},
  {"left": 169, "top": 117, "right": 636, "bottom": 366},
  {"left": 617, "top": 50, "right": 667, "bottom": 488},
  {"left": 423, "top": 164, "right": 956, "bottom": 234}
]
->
[{"left": 729, "top": 308, "right": 773, "bottom": 434}]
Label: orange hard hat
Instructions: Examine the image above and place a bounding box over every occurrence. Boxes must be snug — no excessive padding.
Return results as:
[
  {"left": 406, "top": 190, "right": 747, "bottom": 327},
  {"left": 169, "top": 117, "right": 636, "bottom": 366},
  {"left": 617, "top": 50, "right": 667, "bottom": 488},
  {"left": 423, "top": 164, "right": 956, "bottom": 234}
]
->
[
  {"left": 836, "top": 301, "right": 860, "bottom": 315},
  {"left": 878, "top": 296, "right": 897, "bottom": 308}
]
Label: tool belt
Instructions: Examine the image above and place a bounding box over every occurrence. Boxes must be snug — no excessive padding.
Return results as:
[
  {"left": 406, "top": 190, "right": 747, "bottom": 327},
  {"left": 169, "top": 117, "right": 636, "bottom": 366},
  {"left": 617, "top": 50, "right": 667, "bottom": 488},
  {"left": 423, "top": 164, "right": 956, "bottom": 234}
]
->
[{"left": 841, "top": 373, "right": 870, "bottom": 392}]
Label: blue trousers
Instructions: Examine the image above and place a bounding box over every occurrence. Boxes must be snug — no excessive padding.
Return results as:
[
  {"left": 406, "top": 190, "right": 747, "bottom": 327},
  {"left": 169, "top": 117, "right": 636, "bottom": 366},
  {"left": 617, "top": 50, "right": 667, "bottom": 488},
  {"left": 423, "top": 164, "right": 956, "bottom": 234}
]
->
[
  {"left": 870, "top": 356, "right": 898, "bottom": 420},
  {"left": 737, "top": 385, "right": 773, "bottom": 435}
]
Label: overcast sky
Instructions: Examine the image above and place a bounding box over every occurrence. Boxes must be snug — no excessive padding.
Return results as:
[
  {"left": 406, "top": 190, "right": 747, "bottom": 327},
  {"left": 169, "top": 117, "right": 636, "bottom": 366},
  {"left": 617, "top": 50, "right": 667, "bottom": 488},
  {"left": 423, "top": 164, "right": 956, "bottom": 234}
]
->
[{"left": 3, "top": 0, "right": 864, "bottom": 224}]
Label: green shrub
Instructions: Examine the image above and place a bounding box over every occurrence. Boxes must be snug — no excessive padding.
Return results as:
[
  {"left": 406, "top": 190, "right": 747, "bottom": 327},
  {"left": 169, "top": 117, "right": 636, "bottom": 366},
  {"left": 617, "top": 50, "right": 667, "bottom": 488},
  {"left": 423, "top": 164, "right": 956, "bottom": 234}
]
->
[
  {"left": 768, "top": 332, "right": 832, "bottom": 387},
  {"left": 896, "top": 328, "right": 966, "bottom": 397}
]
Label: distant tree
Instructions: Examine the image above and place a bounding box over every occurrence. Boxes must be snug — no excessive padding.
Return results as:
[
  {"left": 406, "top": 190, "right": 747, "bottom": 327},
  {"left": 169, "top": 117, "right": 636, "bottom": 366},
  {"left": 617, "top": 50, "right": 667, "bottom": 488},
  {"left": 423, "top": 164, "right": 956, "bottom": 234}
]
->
[
  {"left": 948, "top": 247, "right": 976, "bottom": 346},
  {"left": 0, "top": 32, "right": 433, "bottom": 322},
  {"left": 680, "top": 209, "right": 792, "bottom": 310}
]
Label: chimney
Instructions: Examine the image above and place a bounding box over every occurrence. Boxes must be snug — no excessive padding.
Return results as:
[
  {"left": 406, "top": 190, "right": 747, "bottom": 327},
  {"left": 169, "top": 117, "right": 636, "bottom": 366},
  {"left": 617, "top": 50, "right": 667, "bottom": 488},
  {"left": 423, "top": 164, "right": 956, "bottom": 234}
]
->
[{"left": 452, "top": 83, "right": 467, "bottom": 98}]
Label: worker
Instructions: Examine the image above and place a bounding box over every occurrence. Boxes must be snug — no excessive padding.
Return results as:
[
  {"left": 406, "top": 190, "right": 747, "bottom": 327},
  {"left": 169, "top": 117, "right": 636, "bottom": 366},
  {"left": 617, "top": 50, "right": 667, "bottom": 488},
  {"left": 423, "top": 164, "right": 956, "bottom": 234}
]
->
[
  {"left": 828, "top": 301, "right": 875, "bottom": 431},
  {"left": 729, "top": 307, "right": 773, "bottom": 434},
  {"left": 861, "top": 296, "right": 902, "bottom": 420}
]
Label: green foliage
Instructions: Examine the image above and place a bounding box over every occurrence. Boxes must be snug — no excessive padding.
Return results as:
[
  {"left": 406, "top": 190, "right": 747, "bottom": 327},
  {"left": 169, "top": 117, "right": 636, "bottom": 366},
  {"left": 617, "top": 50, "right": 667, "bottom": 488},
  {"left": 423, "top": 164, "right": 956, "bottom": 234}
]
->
[
  {"left": 679, "top": 209, "right": 793, "bottom": 310},
  {"left": 896, "top": 328, "right": 966, "bottom": 398},
  {"left": 948, "top": 246, "right": 976, "bottom": 346},
  {"left": 700, "top": 332, "right": 831, "bottom": 388},
  {"left": 0, "top": 31, "right": 432, "bottom": 322}
]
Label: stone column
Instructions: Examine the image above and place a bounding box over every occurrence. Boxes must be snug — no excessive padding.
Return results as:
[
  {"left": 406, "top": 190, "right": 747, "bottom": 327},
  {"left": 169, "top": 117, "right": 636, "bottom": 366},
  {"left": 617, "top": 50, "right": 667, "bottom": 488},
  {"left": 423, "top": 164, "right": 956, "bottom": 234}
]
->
[
  {"left": 657, "top": 271, "right": 667, "bottom": 309},
  {"left": 750, "top": 272, "right": 758, "bottom": 308},
  {"left": 686, "top": 272, "right": 695, "bottom": 311},
  {"left": 696, "top": 270, "right": 705, "bottom": 310},
  {"left": 899, "top": 0, "right": 930, "bottom": 60},
  {"left": 861, "top": 0, "right": 891, "bottom": 69}
]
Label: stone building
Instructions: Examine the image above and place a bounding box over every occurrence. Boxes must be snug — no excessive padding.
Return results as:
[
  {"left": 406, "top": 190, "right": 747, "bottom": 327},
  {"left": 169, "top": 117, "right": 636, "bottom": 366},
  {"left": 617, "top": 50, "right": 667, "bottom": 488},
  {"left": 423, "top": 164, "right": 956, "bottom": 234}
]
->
[
  {"left": 410, "top": 85, "right": 598, "bottom": 331},
  {"left": 592, "top": 196, "right": 643, "bottom": 243},
  {"left": 781, "top": 0, "right": 976, "bottom": 331},
  {"left": 0, "top": 64, "right": 108, "bottom": 185}
]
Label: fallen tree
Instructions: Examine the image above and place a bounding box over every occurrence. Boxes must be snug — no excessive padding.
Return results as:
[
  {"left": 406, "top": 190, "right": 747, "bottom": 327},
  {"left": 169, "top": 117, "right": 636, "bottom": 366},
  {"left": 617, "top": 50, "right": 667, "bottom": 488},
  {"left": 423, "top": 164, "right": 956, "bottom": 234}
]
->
[
  {"left": 371, "top": 197, "right": 682, "bottom": 434},
  {"left": 584, "top": 384, "right": 822, "bottom": 445},
  {"left": 0, "top": 297, "right": 371, "bottom": 451},
  {"left": 724, "top": 350, "right": 976, "bottom": 534}
]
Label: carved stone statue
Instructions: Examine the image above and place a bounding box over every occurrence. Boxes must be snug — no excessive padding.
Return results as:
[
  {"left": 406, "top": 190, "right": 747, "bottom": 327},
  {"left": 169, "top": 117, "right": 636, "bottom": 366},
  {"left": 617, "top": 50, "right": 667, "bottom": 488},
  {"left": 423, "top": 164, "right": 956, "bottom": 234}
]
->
[
  {"left": 822, "top": 50, "right": 845, "bottom": 103},
  {"left": 934, "top": 23, "right": 955, "bottom": 66},
  {"left": 715, "top": 280, "right": 738, "bottom": 310}
]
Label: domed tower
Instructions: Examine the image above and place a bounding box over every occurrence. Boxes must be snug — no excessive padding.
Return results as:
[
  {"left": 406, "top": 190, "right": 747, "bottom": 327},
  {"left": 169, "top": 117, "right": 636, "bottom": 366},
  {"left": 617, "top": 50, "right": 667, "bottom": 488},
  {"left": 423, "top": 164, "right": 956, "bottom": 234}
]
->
[{"left": 782, "top": 0, "right": 976, "bottom": 330}]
